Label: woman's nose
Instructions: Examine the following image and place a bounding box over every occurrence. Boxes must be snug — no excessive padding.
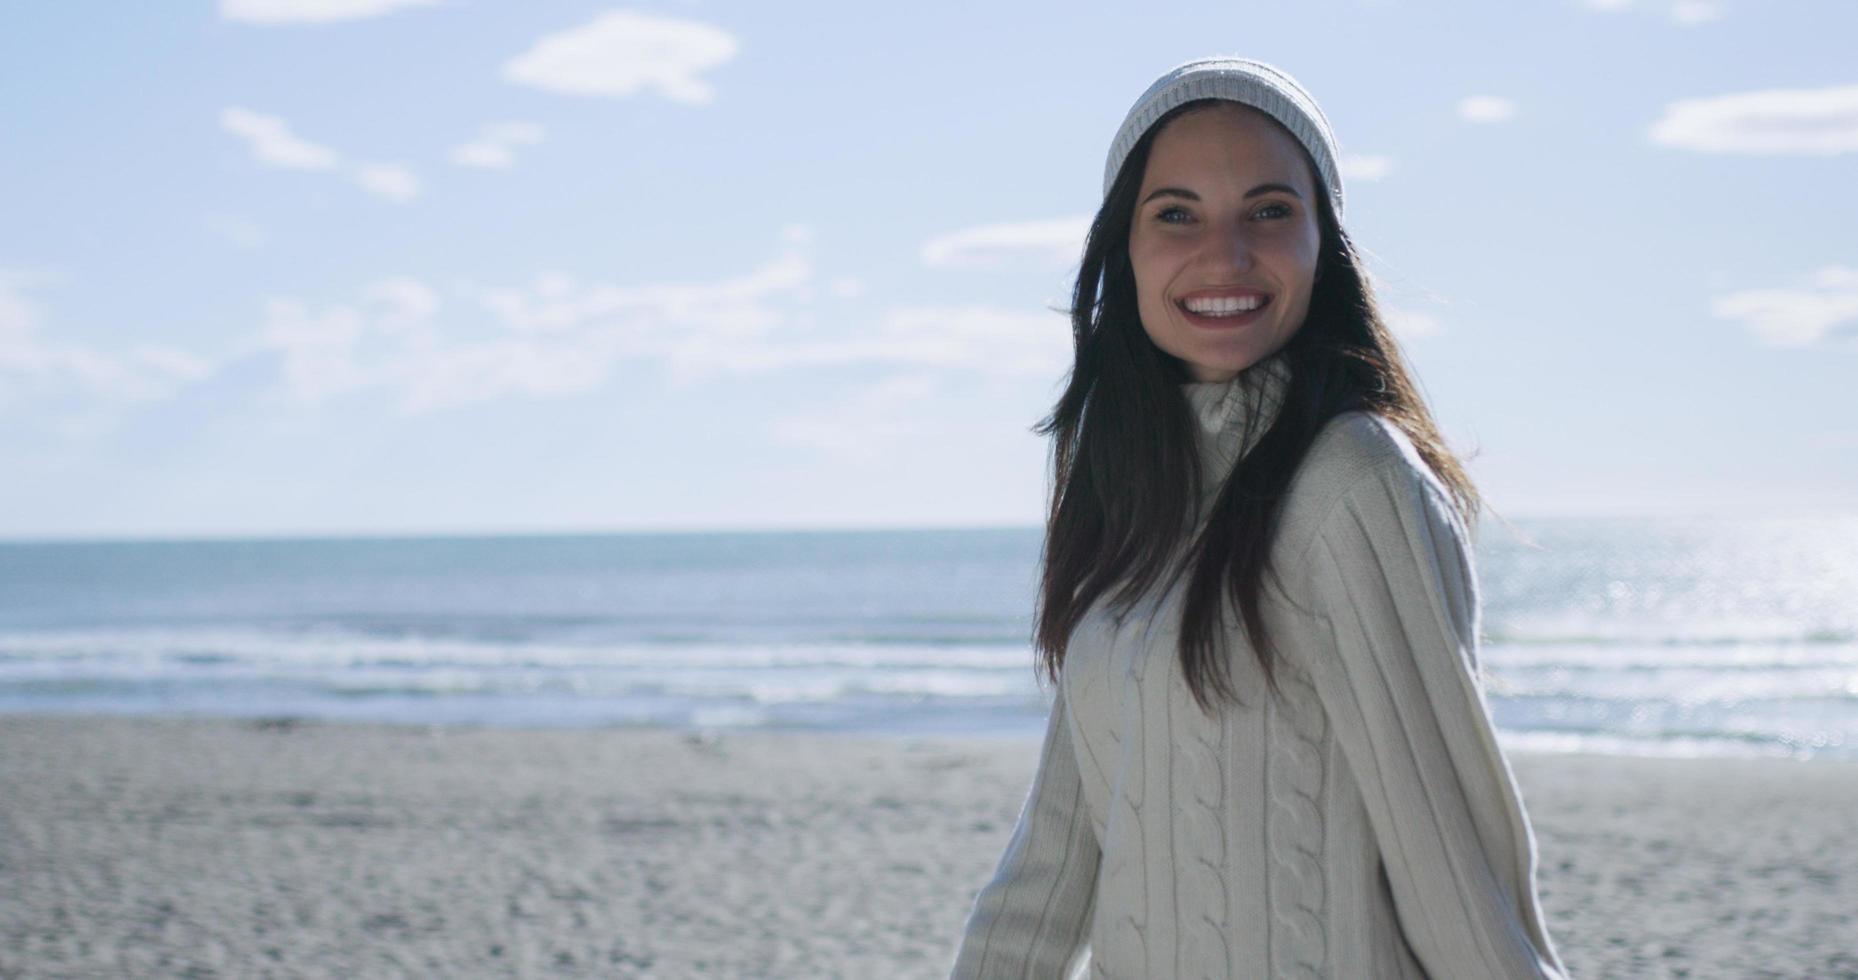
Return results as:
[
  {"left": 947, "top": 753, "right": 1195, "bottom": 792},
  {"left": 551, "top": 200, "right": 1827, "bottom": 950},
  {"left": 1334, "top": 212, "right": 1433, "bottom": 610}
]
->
[{"left": 1207, "top": 224, "right": 1255, "bottom": 272}]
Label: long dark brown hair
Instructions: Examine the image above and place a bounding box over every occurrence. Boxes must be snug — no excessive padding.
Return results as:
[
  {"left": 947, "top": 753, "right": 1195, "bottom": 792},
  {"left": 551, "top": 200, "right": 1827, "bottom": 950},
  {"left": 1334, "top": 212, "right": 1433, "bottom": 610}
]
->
[{"left": 1035, "top": 99, "right": 1481, "bottom": 712}]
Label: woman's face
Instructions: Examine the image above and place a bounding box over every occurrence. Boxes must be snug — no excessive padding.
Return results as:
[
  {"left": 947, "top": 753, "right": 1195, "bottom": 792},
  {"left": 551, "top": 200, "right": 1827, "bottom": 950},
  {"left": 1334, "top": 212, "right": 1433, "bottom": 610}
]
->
[{"left": 1128, "top": 103, "right": 1323, "bottom": 383}]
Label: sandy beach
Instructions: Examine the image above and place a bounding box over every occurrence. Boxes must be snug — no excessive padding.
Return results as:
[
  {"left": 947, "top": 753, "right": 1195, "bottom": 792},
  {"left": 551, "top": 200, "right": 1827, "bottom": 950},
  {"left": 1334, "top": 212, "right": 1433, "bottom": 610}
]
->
[{"left": 2, "top": 715, "right": 1855, "bottom": 979}]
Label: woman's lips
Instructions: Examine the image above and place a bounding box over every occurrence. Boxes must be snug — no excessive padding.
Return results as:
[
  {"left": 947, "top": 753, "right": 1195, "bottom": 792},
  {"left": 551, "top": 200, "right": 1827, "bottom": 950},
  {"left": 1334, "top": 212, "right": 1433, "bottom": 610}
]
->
[{"left": 1177, "top": 295, "right": 1272, "bottom": 328}]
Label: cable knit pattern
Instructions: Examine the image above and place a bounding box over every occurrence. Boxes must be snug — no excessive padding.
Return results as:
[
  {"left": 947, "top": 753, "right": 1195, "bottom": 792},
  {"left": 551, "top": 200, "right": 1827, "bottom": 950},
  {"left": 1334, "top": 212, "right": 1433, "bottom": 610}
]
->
[
  {"left": 949, "top": 351, "right": 1570, "bottom": 979},
  {"left": 1174, "top": 644, "right": 1230, "bottom": 979},
  {"left": 1102, "top": 590, "right": 1157, "bottom": 975},
  {"left": 1267, "top": 662, "right": 1328, "bottom": 979}
]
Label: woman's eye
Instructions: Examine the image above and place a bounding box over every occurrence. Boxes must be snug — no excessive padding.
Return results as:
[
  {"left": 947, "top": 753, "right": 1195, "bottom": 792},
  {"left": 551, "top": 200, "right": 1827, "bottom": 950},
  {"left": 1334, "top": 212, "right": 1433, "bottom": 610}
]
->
[{"left": 1155, "top": 203, "right": 1290, "bottom": 224}]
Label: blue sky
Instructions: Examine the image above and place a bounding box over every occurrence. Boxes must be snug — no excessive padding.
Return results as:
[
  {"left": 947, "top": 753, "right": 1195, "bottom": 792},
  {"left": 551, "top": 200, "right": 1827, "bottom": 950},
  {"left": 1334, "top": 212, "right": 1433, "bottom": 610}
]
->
[{"left": 2, "top": 0, "right": 1853, "bottom": 539}]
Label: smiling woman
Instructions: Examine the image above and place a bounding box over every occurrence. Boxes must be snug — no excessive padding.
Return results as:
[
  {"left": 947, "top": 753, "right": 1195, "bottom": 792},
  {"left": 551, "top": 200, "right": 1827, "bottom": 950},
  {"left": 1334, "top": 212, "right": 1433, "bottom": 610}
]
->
[
  {"left": 1129, "top": 104, "right": 1323, "bottom": 384},
  {"left": 948, "top": 57, "right": 1572, "bottom": 978}
]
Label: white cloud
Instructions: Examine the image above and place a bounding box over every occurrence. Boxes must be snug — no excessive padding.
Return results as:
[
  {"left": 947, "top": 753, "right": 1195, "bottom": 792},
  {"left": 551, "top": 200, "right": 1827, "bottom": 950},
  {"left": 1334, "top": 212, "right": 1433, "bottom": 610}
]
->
[
  {"left": 0, "top": 270, "right": 212, "bottom": 410},
  {"left": 0, "top": 271, "right": 46, "bottom": 349},
  {"left": 364, "top": 276, "right": 441, "bottom": 326},
  {"left": 467, "top": 244, "right": 1071, "bottom": 384},
  {"left": 221, "top": 107, "right": 425, "bottom": 202},
  {"left": 1816, "top": 267, "right": 1858, "bottom": 290},
  {"left": 449, "top": 121, "right": 546, "bottom": 169},
  {"left": 1458, "top": 96, "right": 1518, "bottom": 124},
  {"left": 203, "top": 212, "right": 265, "bottom": 249},
  {"left": 220, "top": 107, "right": 339, "bottom": 169},
  {"left": 1648, "top": 84, "right": 1858, "bottom": 155},
  {"left": 1577, "top": 0, "right": 1726, "bottom": 23},
  {"left": 1381, "top": 306, "right": 1445, "bottom": 340},
  {"left": 503, "top": 11, "right": 739, "bottom": 105},
  {"left": 240, "top": 276, "right": 600, "bottom": 412},
  {"left": 770, "top": 375, "right": 939, "bottom": 456},
  {"left": 449, "top": 145, "right": 510, "bottom": 169},
  {"left": 353, "top": 163, "right": 422, "bottom": 202},
  {"left": 401, "top": 337, "right": 614, "bottom": 412},
  {"left": 921, "top": 218, "right": 1092, "bottom": 269},
  {"left": 665, "top": 304, "right": 1070, "bottom": 379},
  {"left": 231, "top": 225, "right": 1077, "bottom": 415},
  {"left": 473, "top": 251, "right": 810, "bottom": 338},
  {"left": 869, "top": 306, "right": 1069, "bottom": 375},
  {"left": 483, "top": 121, "right": 547, "bottom": 144},
  {"left": 1668, "top": 0, "right": 1724, "bottom": 24},
  {"left": 220, "top": 0, "right": 439, "bottom": 23},
  {"left": 5, "top": 223, "right": 1072, "bottom": 426},
  {"left": 251, "top": 297, "right": 374, "bottom": 402},
  {"left": 1711, "top": 264, "right": 1858, "bottom": 347},
  {"left": 252, "top": 285, "right": 617, "bottom": 412},
  {"left": 241, "top": 236, "right": 815, "bottom": 412},
  {"left": 1340, "top": 154, "right": 1395, "bottom": 182}
]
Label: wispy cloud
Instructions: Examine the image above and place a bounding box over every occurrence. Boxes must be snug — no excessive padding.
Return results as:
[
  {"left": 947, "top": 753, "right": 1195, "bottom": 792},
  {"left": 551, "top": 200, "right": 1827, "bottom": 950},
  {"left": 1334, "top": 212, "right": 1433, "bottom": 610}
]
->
[
  {"left": 1458, "top": 96, "right": 1518, "bottom": 124},
  {"left": 503, "top": 11, "right": 739, "bottom": 104},
  {"left": 449, "top": 121, "right": 546, "bottom": 169},
  {"left": 1649, "top": 84, "right": 1858, "bottom": 155},
  {"left": 678, "top": 304, "right": 1071, "bottom": 380},
  {"left": 1340, "top": 154, "right": 1396, "bottom": 182},
  {"left": 221, "top": 107, "right": 422, "bottom": 202},
  {"left": 239, "top": 233, "right": 819, "bottom": 411},
  {"left": 353, "top": 163, "right": 421, "bottom": 203},
  {"left": 241, "top": 275, "right": 621, "bottom": 411},
  {"left": 0, "top": 270, "right": 213, "bottom": 411},
  {"left": 1381, "top": 306, "right": 1444, "bottom": 340},
  {"left": 1362, "top": 267, "right": 1451, "bottom": 341},
  {"left": 236, "top": 275, "right": 596, "bottom": 412},
  {"left": 1669, "top": 0, "right": 1725, "bottom": 25},
  {"left": 365, "top": 276, "right": 441, "bottom": 326},
  {"left": 203, "top": 212, "right": 265, "bottom": 249},
  {"left": 220, "top": 107, "right": 339, "bottom": 169},
  {"left": 471, "top": 242, "right": 812, "bottom": 342},
  {"left": 770, "top": 375, "right": 939, "bottom": 456},
  {"left": 1711, "top": 264, "right": 1858, "bottom": 347},
  {"left": 219, "top": 0, "right": 439, "bottom": 24},
  {"left": 1577, "top": 0, "right": 1726, "bottom": 25},
  {"left": 920, "top": 218, "right": 1091, "bottom": 269},
  {"left": 248, "top": 296, "right": 374, "bottom": 403},
  {"left": 229, "top": 224, "right": 1072, "bottom": 414}
]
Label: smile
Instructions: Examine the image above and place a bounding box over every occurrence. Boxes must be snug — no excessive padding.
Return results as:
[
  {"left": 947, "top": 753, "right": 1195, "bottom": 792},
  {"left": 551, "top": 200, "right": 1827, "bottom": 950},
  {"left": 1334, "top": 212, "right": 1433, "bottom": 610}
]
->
[{"left": 1177, "top": 294, "right": 1271, "bottom": 326}]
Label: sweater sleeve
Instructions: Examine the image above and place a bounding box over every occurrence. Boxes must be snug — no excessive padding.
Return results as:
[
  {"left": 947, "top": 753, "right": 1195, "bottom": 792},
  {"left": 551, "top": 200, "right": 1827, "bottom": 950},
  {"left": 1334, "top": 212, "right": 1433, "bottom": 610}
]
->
[
  {"left": 1297, "top": 459, "right": 1569, "bottom": 980},
  {"left": 949, "top": 682, "right": 1099, "bottom": 980}
]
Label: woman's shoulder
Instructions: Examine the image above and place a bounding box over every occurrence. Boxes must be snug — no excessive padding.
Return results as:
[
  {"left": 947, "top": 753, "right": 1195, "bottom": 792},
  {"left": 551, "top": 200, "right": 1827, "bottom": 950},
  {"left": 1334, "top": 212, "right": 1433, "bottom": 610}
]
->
[
  {"left": 1290, "top": 409, "right": 1428, "bottom": 499},
  {"left": 1270, "top": 410, "right": 1448, "bottom": 572}
]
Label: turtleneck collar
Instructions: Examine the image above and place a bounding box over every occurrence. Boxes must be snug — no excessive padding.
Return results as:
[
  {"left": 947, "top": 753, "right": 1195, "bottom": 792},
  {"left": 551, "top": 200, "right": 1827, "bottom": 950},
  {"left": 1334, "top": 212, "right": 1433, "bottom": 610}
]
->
[{"left": 1178, "top": 350, "right": 1294, "bottom": 502}]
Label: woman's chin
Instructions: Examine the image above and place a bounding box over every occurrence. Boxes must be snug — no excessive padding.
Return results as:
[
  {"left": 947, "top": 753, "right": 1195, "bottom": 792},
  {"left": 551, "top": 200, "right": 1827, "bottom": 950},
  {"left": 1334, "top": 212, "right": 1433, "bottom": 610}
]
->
[{"left": 1181, "top": 352, "right": 1268, "bottom": 383}]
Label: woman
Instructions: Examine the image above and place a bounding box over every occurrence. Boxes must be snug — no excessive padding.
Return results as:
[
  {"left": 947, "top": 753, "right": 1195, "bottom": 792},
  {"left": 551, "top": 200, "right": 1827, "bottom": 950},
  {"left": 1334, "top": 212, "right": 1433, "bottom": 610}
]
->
[{"left": 949, "top": 58, "right": 1570, "bottom": 979}]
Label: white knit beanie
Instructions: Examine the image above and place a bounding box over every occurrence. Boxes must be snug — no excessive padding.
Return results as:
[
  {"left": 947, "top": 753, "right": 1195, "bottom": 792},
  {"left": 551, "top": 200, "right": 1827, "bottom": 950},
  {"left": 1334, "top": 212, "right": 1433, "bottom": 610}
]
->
[{"left": 1103, "top": 56, "right": 1346, "bottom": 221}]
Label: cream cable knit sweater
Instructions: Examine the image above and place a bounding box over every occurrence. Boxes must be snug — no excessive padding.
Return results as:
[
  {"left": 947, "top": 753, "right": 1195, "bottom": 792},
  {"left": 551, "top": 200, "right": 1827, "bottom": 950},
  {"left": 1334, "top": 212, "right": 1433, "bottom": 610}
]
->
[{"left": 949, "top": 352, "right": 1569, "bottom": 979}]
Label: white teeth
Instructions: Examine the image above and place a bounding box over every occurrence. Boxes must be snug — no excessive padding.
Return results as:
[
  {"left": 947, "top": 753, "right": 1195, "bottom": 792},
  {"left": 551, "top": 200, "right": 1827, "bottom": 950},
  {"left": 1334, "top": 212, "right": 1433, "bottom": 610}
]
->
[{"left": 1183, "top": 295, "right": 1266, "bottom": 315}]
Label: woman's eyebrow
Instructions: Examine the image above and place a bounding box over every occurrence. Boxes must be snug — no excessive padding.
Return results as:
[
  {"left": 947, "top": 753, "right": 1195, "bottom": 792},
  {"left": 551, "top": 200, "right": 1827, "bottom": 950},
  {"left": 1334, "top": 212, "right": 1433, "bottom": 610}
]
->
[{"left": 1139, "top": 182, "right": 1303, "bottom": 206}]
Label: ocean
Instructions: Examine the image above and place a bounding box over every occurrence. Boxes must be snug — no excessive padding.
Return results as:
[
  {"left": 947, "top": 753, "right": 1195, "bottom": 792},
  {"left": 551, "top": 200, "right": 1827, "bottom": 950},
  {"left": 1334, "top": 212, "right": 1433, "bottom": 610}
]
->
[{"left": 1, "top": 517, "right": 1854, "bottom": 760}]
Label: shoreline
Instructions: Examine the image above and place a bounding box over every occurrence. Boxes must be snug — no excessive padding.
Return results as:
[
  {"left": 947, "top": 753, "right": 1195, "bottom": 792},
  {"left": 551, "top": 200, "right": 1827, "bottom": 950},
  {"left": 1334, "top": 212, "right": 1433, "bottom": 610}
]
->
[
  {"left": 4, "top": 714, "right": 1856, "bottom": 977},
  {"left": 5, "top": 706, "right": 1851, "bottom": 765}
]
